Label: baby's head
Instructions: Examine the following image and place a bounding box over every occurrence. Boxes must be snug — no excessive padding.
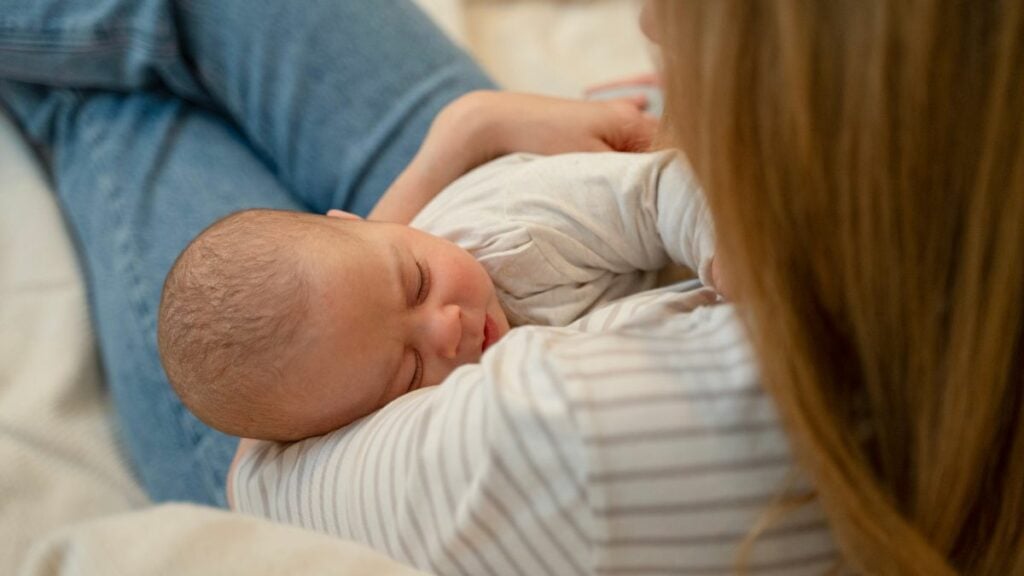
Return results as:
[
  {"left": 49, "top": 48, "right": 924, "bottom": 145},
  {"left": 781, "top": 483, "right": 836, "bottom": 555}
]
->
[{"left": 158, "top": 209, "right": 509, "bottom": 442}]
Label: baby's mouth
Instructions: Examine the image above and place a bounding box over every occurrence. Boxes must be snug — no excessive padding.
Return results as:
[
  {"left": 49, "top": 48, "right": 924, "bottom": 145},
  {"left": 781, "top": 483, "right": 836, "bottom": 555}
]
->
[{"left": 482, "top": 314, "right": 498, "bottom": 353}]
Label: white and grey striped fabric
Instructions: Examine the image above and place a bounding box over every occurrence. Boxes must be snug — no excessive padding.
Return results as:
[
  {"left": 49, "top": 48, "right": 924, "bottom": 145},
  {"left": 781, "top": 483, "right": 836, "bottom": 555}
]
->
[
  {"left": 232, "top": 152, "right": 840, "bottom": 574},
  {"left": 232, "top": 289, "right": 838, "bottom": 574}
]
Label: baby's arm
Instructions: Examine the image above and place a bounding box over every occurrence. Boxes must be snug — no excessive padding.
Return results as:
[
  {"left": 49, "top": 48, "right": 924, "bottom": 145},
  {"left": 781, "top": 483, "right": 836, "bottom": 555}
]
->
[
  {"left": 368, "top": 91, "right": 657, "bottom": 224},
  {"left": 413, "top": 151, "right": 716, "bottom": 327},
  {"left": 507, "top": 152, "right": 716, "bottom": 324}
]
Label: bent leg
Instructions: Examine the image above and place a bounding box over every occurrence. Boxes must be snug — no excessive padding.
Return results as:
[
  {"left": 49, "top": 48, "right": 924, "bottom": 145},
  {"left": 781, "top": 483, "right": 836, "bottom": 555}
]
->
[
  {"left": 0, "top": 0, "right": 494, "bottom": 215},
  {"left": 173, "top": 0, "right": 495, "bottom": 215},
  {"left": 0, "top": 0, "right": 209, "bottom": 101},
  {"left": 1, "top": 81, "right": 306, "bottom": 506}
]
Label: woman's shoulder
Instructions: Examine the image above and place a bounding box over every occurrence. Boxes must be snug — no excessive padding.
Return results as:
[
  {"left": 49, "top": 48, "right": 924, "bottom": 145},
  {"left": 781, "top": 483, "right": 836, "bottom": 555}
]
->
[
  {"left": 476, "top": 290, "right": 836, "bottom": 573},
  {"left": 486, "top": 283, "right": 766, "bottom": 435}
]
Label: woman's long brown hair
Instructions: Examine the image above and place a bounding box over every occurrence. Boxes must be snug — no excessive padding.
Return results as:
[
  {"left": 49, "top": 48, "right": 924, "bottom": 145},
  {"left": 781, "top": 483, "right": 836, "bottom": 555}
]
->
[{"left": 654, "top": 1, "right": 1024, "bottom": 573}]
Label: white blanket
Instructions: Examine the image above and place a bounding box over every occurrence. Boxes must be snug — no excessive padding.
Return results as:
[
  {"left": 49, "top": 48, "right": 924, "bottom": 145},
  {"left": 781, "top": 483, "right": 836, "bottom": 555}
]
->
[
  {"left": 20, "top": 505, "right": 429, "bottom": 576},
  {"left": 0, "top": 1, "right": 651, "bottom": 574}
]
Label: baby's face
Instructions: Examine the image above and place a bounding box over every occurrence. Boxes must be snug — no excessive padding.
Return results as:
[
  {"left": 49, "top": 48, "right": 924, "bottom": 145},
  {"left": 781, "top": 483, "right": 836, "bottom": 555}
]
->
[{"left": 282, "top": 215, "right": 510, "bottom": 437}]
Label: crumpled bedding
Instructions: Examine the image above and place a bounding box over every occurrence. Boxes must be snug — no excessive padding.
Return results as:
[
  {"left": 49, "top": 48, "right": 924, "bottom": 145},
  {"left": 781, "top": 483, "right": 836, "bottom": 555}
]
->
[
  {"left": 0, "top": 1, "right": 650, "bottom": 574},
  {"left": 19, "top": 505, "right": 430, "bottom": 576}
]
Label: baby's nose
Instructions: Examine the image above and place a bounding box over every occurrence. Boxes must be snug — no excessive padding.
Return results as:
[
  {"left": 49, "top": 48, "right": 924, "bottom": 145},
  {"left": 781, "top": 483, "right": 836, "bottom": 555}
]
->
[{"left": 429, "top": 304, "right": 462, "bottom": 360}]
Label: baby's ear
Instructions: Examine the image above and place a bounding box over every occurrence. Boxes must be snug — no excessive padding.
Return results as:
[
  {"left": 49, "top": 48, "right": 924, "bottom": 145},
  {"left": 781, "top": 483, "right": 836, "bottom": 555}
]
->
[{"left": 326, "top": 209, "right": 363, "bottom": 221}]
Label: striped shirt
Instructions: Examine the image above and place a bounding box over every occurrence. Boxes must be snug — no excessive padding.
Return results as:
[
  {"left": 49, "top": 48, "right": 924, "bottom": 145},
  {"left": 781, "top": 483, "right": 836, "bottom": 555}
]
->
[{"left": 232, "top": 153, "right": 839, "bottom": 575}]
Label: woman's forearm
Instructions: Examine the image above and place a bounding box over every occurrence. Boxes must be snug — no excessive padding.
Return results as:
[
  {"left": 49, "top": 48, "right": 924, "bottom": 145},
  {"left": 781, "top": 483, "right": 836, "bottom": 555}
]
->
[
  {"left": 368, "top": 90, "right": 657, "bottom": 224},
  {"left": 368, "top": 91, "right": 499, "bottom": 224}
]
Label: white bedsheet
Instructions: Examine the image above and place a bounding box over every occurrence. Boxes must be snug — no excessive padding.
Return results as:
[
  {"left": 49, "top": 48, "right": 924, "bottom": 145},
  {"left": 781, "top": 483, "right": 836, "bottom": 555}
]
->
[{"left": 0, "top": 1, "right": 651, "bottom": 574}]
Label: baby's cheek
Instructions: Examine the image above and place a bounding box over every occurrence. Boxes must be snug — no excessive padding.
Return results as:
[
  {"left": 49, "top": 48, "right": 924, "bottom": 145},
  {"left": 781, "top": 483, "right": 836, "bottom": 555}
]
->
[{"left": 453, "top": 249, "right": 492, "bottom": 293}]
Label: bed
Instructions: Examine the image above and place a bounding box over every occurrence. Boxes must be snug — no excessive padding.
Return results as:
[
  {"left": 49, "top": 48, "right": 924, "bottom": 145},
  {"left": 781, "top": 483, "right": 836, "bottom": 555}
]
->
[{"left": 0, "top": 1, "right": 653, "bottom": 573}]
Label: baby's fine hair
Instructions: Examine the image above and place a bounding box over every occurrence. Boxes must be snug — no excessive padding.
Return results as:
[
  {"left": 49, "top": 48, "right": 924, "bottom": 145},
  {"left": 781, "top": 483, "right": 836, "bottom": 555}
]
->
[{"left": 157, "top": 209, "right": 345, "bottom": 438}]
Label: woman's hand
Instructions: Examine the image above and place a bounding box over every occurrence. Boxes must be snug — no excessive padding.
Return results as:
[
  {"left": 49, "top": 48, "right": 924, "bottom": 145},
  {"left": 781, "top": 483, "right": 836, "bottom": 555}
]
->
[
  {"left": 226, "top": 437, "right": 261, "bottom": 509},
  {"left": 445, "top": 90, "right": 659, "bottom": 162},
  {"left": 369, "top": 90, "right": 658, "bottom": 224}
]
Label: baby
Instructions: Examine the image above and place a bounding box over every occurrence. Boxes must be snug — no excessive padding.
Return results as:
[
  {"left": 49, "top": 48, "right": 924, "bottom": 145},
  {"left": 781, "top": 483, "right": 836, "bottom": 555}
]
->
[
  {"left": 159, "top": 207, "right": 513, "bottom": 442},
  {"left": 158, "top": 92, "right": 717, "bottom": 443}
]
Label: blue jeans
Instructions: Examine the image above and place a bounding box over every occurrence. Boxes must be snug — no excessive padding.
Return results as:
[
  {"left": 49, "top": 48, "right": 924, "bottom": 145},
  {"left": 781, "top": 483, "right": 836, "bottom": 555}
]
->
[{"left": 0, "top": 0, "right": 493, "bottom": 507}]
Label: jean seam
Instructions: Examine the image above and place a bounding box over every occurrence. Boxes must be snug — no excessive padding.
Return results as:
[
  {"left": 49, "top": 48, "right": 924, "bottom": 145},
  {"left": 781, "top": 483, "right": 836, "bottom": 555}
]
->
[
  {"left": 97, "top": 107, "right": 221, "bottom": 505},
  {"left": 0, "top": 25, "right": 178, "bottom": 56},
  {"left": 0, "top": 22, "right": 175, "bottom": 38}
]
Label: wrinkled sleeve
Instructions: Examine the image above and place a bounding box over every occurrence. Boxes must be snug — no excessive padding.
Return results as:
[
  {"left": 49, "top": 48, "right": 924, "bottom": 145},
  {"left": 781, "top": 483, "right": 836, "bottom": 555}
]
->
[
  {"left": 229, "top": 294, "right": 837, "bottom": 576},
  {"left": 231, "top": 326, "right": 594, "bottom": 576},
  {"left": 410, "top": 151, "right": 715, "bottom": 327}
]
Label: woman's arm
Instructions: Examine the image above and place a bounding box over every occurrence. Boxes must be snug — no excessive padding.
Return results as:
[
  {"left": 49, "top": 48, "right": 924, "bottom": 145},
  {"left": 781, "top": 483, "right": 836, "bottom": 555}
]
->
[
  {"left": 231, "top": 326, "right": 593, "bottom": 573},
  {"left": 225, "top": 437, "right": 261, "bottom": 509},
  {"left": 368, "top": 91, "right": 658, "bottom": 224},
  {"left": 229, "top": 295, "right": 834, "bottom": 574},
  {"left": 226, "top": 93, "right": 659, "bottom": 499}
]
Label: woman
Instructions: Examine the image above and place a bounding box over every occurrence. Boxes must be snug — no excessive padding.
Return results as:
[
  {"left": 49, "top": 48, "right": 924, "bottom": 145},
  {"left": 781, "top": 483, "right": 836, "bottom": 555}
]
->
[
  {"left": 655, "top": 2, "right": 1023, "bottom": 573},
  {"left": 232, "top": 2, "right": 1023, "bottom": 574},
  {"left": 3, "top": 1, "right": 1020, "bottom": 575}
]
